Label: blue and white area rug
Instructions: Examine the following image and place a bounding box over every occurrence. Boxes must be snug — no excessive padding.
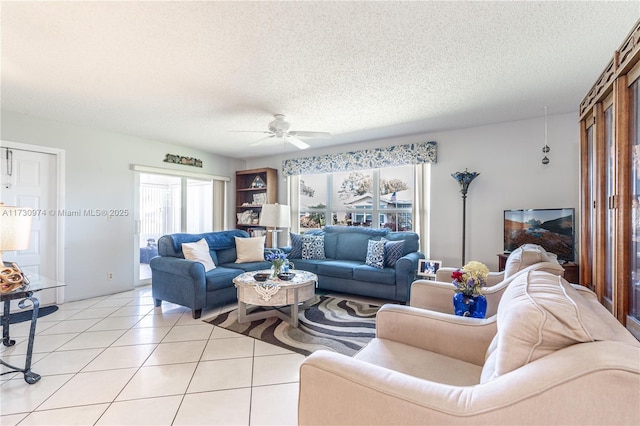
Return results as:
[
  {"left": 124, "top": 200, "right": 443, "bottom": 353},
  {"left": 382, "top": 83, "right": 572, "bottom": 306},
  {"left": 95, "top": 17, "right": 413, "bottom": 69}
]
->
[{"left": 207, "top": 295, "right": 380, "bottom": 356}]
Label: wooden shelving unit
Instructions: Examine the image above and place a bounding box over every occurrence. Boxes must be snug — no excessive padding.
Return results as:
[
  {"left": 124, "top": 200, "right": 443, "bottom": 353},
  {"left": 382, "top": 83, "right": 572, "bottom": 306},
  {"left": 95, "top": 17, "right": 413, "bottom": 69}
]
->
[{"left": 235, "top": 167, "right": 278, "bottom": 247}]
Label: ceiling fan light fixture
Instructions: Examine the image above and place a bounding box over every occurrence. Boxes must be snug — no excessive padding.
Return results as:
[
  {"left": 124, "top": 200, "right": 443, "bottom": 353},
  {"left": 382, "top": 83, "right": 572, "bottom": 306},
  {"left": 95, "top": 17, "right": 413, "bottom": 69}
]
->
[
  {"left": 237, "top": 114, "right": 330, "bottom": 150},
  {"left": 542, "top": 106, "right": 550, "bottom": 165}
]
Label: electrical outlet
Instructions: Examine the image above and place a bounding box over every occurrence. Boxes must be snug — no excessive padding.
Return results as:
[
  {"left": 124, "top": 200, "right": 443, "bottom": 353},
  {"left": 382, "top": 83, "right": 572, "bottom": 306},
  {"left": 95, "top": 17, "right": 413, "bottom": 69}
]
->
[{"left": 108, "top": 272, "right": 113, "bottom": 280}]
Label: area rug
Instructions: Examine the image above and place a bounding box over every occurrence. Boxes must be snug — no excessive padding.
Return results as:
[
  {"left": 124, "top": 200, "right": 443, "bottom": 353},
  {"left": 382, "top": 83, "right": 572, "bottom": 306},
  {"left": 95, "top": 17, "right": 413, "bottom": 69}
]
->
[
  {"left": 8, "top": 305, "right": 59, "bottom": 324},
  {"left": 206, "top": 295, "right": 380, "bottom": 356}
]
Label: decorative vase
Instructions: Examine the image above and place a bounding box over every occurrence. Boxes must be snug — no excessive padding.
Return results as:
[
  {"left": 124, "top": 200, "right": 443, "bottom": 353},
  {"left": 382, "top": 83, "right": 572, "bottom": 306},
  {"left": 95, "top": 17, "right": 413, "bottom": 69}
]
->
[
  {"left": 271, "top": 262, "right": 283, "bottom": 278},
  {"left": 452, "top": 293, "right": 487, "bottom": 318}
]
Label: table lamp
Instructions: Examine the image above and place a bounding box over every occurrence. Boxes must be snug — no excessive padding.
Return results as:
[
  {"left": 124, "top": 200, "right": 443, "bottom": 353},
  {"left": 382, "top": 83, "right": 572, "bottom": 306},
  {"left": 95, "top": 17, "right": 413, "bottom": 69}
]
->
[
  {"left": 259, "top": 203, "right": 290, "bottom": 248},
  {"left": 0, "top": 203, "right": 33, "bottom": 293}
]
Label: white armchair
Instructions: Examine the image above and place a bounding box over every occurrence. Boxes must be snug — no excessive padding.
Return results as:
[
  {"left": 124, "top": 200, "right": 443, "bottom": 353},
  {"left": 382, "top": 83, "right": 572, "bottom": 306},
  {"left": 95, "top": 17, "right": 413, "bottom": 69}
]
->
[
  {"left": 298, "top": 271, "right": 640, "bottom": 425},
  {"left": 411, "top": 244, "right": 565, "bottom": 317}
]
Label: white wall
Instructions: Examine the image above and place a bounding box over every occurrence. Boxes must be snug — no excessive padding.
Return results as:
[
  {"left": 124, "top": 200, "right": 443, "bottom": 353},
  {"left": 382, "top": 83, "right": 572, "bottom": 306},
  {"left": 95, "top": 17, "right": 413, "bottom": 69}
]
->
[
  {"left": 246, "top": 112, "right": 580, "bottom": 271},
  {"left": 1, "top": 111, "right": 245, "bottom": 301},
  {"left": 0, "top": 110, "right": 578, "bottom": 301}
]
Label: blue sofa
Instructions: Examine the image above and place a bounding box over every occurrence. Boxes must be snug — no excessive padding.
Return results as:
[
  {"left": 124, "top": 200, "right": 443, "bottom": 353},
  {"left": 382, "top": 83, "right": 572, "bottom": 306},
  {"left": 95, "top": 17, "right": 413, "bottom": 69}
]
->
[
  {"left": 284, "top": 226, "right": 424, "bottom": 303},
  {"left": 150, "top": 227, "right": 424, "bottom": 319},
  {"left": 150, "top": 229, "right": 273, "bottom": 319}
]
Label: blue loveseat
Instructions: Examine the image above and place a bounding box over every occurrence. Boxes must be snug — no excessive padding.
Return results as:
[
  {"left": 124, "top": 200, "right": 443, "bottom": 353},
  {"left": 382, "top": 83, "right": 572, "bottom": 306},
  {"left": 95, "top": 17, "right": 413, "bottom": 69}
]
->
[
  {"left": 150, "top": 229, "right": 273, "bottom": 319},
  {"left": 284, "top": 226, "right": 424, "bottom": 303}
]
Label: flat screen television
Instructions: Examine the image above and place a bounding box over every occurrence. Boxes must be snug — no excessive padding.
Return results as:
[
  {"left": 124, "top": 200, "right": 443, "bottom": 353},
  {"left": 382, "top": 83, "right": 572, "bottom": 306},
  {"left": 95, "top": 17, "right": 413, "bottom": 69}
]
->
[{"left": 504, "top": 208, "right": 575, "bottom": 262}]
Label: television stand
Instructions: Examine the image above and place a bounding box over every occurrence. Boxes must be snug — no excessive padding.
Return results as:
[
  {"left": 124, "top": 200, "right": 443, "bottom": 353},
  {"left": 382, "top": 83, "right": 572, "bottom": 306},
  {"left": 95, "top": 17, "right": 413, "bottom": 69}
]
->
[{"left": 497, "top": 254, "right": 580, "bottom": 284}]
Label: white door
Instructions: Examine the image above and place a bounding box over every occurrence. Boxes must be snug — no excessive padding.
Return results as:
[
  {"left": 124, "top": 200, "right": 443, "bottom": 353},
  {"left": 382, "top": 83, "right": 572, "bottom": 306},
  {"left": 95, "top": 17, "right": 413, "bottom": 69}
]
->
[{"left": 1, "top": 147, "right": 58, "bottom": 308}]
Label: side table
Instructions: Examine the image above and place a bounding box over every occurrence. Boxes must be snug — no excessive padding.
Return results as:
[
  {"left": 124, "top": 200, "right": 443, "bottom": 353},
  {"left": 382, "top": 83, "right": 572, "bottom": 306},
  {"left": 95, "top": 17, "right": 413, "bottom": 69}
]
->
[{"left": 1, "top": 273, "right": 65, "bottom": 384}]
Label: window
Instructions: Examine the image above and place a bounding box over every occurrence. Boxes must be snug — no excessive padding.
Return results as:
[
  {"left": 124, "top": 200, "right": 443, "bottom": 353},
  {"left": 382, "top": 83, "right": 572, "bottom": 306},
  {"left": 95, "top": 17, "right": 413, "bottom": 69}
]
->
[{"left": 298, "top": 165, "right": 414, "bottom": 231}]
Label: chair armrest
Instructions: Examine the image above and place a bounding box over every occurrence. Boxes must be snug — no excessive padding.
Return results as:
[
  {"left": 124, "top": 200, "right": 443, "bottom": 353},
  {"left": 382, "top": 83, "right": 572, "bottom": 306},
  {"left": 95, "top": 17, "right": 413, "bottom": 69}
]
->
[
  {"left": 435, "top": 267, "right": 504, "bottom": 284},
  {"left": 376, "top": 304, "right": 496, "bottom": 365},
  {"left": 485, "top": 271, "right": 505, "bottom": 286},
  {"left": 410, "top": 279, "right": 509, "bottom": 318},
  {"left": 410, "top": 279, "right": 456, "bottom": 312}
]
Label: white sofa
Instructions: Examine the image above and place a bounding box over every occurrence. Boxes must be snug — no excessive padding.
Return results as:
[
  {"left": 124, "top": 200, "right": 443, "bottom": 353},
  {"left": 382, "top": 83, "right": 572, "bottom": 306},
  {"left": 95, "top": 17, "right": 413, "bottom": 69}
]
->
[
  {"left": 298, "top": 270, "right": 640, "bottom": 425},
  {"left": 410, "top": 244, "right": 565, "bottom": 317}
]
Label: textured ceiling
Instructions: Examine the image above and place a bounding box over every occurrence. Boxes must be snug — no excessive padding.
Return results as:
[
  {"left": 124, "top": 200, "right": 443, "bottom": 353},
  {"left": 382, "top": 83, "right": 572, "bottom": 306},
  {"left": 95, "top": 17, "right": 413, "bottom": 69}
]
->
[{"left": 1, "top": 1, "right": 638, "bottom": 159}]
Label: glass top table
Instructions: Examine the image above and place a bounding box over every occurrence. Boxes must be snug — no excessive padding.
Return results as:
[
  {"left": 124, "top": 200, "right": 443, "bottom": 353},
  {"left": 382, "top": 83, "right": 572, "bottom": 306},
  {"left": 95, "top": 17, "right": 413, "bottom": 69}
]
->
[{"left": 1, "top": 270, "right": 66, "bottom": 384}]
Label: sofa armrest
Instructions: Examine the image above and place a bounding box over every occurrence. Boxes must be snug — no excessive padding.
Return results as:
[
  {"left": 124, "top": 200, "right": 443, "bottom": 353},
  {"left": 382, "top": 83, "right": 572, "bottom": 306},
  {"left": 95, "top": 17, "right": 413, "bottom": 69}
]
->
[
  {"left": 150, "top": 256, "right": 205, "bottom": 279},
  {"left": 394, "top": 251, "right": 424, "bottom": 302},
  {"left": 375, "top": 304, "right": 496, "bottom": 365},
  {"left": 299, "top": 341, "right": 640, "bottom": 425}
]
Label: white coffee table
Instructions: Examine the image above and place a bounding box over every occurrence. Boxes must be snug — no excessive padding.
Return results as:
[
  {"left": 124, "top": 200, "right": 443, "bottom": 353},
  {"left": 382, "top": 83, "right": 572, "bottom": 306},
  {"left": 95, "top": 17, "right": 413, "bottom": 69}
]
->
[{"left": 233, "top": 270, "right": 317, "bottom": 328}]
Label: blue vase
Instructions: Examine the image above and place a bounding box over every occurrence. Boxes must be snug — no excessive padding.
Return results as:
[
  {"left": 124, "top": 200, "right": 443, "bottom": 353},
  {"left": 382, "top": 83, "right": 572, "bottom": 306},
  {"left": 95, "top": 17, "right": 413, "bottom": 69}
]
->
[{"left": 453, "top": 293, "right": 487, "bottom": 318}]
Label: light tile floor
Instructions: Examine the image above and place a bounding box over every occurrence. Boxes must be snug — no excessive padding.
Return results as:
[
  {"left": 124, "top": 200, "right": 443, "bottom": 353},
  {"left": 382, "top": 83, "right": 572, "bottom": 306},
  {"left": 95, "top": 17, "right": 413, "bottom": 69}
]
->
[{"left": 0, "top": 286, "right": 303, "bottom": 425}]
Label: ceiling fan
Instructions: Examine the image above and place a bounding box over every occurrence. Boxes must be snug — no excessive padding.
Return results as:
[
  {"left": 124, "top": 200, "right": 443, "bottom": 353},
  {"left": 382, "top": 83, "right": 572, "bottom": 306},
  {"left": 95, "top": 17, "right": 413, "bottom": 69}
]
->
[{"left": 234, "top": 114, "right": 331, "bottom": 150}]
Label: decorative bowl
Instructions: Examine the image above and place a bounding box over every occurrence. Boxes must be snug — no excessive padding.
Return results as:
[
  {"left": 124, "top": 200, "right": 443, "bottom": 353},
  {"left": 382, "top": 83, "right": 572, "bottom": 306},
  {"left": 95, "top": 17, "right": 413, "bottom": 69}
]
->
[
  {"left": 277, "top": 272, "right": 296, "bottom": 281},
  {"left": 253, "top": 273, "right": 270, "bottom": 282}
]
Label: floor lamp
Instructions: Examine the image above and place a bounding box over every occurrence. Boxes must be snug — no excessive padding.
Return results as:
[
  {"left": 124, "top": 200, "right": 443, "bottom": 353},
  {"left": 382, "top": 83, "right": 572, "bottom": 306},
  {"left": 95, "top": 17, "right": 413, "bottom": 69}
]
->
[
  {"left": 451, "top": 170, "right": 479, "bottom": 265},
  {"left": 259, "top": 203, "right": 291, "bottom": 249},
  {"left": 0, "top": 203, "right": 33, "bottom": 293}
]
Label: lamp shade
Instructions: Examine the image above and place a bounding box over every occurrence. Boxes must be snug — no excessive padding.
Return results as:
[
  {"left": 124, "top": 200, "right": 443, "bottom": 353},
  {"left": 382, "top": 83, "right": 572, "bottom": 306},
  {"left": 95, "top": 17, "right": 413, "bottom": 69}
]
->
[
  {"left": 0, "top": 204, "right": 33, "bottom": 252},
  {"left": 259, "top": 204, "right": 291, "bottom": 228}
]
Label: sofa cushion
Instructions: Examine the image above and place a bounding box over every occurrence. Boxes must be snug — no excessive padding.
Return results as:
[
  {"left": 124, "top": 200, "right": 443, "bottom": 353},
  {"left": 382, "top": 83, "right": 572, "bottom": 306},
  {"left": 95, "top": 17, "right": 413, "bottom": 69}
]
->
[
  {"left": 356, "top": 338, "right": 482, "bottom": 386},
  {"left": 169, "top": 229, "right": 249, "bottom": 253},
  {"left": 204, "top": 267, "right": 244, "bottom": 291},
  {"left": 483, "top": 270, "right": 623, "bottom": 382},
  {"left": 353, "top": 265, "right": 396, "bottom": 285},
  {"left": 220, "top": 261, "right": 271, "bottom": 272},
  {"left": 365, "top": 239, "right": 386, "bottom": 269},
  {"left": 383, "top": 231, "right": 419, "bottom": 254},
  {"left": 302, "top": 235, "right": 326, "bottom": 260},
  {"left": 382, "top": 238, "right": 405, "bottom": 267},
  {"left": 335, "top": 233, "right": 372, "bottom": 261},
  {"left": 216, "top": 247, "right": 237, "bottom": 265},
  {"left": 234, "top": 236, "right": 265, "bottom": 263},
  {"left": 181, "top": 238, "right": 216, "bottom": 272},
  {"left": 290, "top": 258, "right": 326, "bottom": 274},
  {"left": 503, "top": 244, "right": 557, "bottom": 278},
  {"left": 317, "top": 260, "right": 359, "bottom": 279}
]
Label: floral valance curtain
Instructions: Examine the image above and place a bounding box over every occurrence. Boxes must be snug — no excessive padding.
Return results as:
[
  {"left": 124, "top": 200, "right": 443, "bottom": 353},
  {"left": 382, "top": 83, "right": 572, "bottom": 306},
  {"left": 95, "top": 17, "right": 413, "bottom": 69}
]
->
[{"left": 282, "top": 141, "right": 437, "bottom": 176}]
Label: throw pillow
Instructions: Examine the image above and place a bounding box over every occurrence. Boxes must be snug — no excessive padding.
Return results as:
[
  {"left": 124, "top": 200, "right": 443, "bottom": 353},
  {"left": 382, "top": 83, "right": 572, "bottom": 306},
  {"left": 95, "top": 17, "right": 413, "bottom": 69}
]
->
[
  {"left": 289, "top": 233, "right": 303, "bottom": 259},
  {"left": 301, "top": 235, "right": 325, "bottom": 260},
  {"left": 485, "top": 270, "right": 622, "bottom": 382},
  {"left": 234, "top": 236, "right": 265, "bottom": 263},
  {"left": 365, "top": 239, "right": 386, "bottom": 269},
  {"left": 182, "top": 238, "right": 216, "bottom": 272},
  {"left": 382, "top": 239, "right": 405, "bottom": 267}
]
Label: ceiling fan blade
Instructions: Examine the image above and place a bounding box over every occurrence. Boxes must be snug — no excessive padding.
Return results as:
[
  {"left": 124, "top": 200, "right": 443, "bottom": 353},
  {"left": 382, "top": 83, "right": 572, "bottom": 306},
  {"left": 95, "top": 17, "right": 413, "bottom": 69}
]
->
[
  {"left": 288, "top": 131, "right": 331, "bottom": 138},
  {"left": 228, "top": 130, "right": 272, "bottom": 134},
  {"left": 250, "top": 135, "right": 276, "bottom": 146},
  {"left": 286, "top": 136, "right": 310, "bottom": 150}
]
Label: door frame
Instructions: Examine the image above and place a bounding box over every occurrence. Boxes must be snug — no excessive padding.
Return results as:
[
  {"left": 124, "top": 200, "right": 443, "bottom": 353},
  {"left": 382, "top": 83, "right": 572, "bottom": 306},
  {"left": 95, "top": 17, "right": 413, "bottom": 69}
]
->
[
  {"left": 131, "top": 164, "right": 230, "bottom": 286},
  {"left": 0, "top": 140, "right": 66, "bottom": 303}
]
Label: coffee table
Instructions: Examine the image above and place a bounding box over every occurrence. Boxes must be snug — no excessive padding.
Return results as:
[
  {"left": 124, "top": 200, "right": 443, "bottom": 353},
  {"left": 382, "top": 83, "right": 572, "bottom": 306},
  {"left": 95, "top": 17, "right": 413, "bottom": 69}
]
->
[{"left": 233, "top": 270, "right": 317, "bottom": 328}]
